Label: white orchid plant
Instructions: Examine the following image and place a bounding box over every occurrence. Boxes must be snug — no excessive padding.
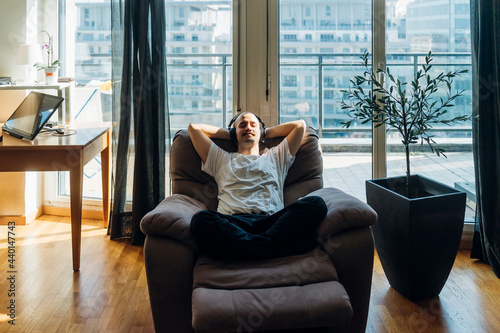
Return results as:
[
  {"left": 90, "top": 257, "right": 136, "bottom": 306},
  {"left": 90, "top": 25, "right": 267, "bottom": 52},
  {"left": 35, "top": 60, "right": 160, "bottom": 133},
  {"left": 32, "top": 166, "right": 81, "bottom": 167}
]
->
[{"left": 33, "top": 30, "right": 61, "bottom": 70}]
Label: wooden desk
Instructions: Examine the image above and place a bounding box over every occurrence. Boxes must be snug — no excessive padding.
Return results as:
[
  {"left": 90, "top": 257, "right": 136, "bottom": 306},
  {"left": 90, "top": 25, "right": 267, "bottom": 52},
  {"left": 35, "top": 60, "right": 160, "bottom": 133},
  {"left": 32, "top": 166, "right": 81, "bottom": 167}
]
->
[{"left": 0, "top": 123, "right": 111, "bottom": 271}]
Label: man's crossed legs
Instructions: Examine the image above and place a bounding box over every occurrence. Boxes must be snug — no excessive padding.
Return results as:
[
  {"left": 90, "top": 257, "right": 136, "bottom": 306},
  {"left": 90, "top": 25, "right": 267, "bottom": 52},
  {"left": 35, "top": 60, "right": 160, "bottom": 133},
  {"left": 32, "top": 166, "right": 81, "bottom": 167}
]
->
[{"left": 190, "top": 196, "right": 327, "bottom": 260}]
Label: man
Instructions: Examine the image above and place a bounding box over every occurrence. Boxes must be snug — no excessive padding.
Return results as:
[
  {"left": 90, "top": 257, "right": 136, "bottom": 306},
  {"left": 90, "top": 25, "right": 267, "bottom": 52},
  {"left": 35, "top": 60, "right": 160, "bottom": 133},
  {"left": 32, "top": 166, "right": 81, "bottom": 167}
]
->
[{"left": 188, "top": 112, "right": 327, "bottom": 260}]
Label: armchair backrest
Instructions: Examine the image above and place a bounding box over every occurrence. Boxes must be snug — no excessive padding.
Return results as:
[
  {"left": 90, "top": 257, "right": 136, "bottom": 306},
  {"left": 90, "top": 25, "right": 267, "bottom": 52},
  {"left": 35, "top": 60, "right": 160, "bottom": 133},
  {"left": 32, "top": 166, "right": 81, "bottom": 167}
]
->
[{"left": 170, "top": 126, "right": 323, "bottom": 211}]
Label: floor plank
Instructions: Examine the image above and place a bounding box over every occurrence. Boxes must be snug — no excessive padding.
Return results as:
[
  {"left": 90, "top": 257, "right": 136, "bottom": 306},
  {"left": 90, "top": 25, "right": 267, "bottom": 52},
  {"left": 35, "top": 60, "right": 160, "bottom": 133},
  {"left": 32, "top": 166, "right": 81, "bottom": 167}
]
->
[{"left": 1, "top": 215, "right": 498, "bottom": 333}]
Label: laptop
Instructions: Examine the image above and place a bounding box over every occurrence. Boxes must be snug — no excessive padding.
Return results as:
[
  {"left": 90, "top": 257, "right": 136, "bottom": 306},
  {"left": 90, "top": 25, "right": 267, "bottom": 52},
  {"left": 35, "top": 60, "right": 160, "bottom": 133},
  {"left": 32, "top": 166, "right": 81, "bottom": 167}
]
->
[{"left": 1, "top": 91, "right": 64, "bottom": 140}]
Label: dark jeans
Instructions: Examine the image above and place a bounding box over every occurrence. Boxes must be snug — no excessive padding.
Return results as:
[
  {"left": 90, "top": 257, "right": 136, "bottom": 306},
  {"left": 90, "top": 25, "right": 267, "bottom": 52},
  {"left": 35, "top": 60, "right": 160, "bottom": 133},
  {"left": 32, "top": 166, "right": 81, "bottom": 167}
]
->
[{"left": 190, "top": 196, "right": 327, "bottom": 260}]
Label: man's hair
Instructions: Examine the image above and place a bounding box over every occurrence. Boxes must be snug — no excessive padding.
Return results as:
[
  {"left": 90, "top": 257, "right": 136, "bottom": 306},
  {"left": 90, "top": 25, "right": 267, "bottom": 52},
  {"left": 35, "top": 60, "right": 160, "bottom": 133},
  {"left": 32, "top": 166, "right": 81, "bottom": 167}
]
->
[{"left": 227, "top": 112, "right": 266, "bottom": 143}]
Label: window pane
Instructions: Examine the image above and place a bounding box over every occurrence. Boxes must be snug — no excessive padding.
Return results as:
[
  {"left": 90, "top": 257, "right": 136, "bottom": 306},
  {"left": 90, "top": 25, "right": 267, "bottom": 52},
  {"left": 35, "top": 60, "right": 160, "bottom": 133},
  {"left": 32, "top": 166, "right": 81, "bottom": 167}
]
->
[
  {"left": 59, "top": 0, "right": 112, "bottom": 200},
  {"left": 279, "top": 1, "right": 372, "bottom": 134},
  {"left": 166, "top": 1, "right": 232, "bottom": 136},
  {"left": 58, "top": 0, "right": 232, "bottom": 200},
  {"left": 278, "top": 0, "right": 372, "bottom": 201},
  {"left": 386, "top": 0, "right": 475, "bottom": 219}
]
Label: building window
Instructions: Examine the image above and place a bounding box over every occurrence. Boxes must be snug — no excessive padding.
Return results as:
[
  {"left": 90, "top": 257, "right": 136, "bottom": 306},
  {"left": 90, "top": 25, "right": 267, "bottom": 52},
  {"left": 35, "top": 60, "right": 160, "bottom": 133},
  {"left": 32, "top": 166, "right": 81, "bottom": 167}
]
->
[
  {"left": 282, "top": 75, "right": 297, "bottom": 87},
  {"left": 320, "top": 34, "right": 334, "bottom": 42},
  {"left": 323, "top": 77, "right": 335, "bottom": 88},
  {"left": 305, "top": 76, "right": 313, "bottom": 87}
]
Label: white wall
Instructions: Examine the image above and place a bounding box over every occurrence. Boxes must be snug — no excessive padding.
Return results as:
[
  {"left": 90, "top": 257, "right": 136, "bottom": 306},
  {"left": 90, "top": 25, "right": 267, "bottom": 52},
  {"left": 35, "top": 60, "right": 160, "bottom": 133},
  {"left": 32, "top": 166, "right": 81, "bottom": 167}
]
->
[{"left": 0, "top": 0, "right": 43, "bottom": 223}]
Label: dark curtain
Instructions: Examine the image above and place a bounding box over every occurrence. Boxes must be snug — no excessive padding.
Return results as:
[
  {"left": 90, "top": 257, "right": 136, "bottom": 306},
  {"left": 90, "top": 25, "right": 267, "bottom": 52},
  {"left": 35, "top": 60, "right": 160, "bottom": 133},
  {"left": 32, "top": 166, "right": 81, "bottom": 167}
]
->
[
  {"left": 470, "top": 0, "right": 500, "bottom": 277},
  {"left": 109, "top": 0, "right": 169, "bottom": 245}
]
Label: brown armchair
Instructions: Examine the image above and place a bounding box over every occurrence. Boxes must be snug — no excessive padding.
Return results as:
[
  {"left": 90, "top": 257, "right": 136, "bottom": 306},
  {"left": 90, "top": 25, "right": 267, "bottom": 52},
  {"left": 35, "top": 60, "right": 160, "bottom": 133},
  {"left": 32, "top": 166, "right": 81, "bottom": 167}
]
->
[{"left": 140, "top": 127, "right": 377, "bottom": 333}]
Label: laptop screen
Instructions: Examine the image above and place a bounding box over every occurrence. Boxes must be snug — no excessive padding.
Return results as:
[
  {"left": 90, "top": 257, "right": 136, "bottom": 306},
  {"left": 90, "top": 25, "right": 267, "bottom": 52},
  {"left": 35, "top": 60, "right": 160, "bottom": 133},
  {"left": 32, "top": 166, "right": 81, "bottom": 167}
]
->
[{"left": 1, "top": 92, "right": 64, "bottom": 140}]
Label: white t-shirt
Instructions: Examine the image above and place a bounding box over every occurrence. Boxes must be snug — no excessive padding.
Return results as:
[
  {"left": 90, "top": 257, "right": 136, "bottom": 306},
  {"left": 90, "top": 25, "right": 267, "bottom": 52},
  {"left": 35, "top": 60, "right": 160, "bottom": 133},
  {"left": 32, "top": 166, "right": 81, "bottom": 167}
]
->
[{"left": 202, "top": 139, "right": 295, "bottom": 215}]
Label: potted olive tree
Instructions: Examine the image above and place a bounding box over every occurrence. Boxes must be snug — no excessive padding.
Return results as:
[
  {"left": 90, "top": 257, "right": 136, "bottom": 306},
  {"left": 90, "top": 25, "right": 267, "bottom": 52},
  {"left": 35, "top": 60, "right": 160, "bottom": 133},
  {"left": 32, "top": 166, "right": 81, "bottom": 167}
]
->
[{"left": 341, "top": 52, "right": 471, "bottom": 301}]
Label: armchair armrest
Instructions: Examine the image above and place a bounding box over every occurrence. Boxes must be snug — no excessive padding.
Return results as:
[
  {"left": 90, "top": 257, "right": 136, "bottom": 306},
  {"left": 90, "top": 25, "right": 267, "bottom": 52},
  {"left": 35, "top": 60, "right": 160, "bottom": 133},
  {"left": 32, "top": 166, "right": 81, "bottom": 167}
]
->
[
  {"left": 140, "top": 194, "right": 207, "bottom": 249},
  {"left": 307, "top": 188, "right": 377, "bottom": 239}
]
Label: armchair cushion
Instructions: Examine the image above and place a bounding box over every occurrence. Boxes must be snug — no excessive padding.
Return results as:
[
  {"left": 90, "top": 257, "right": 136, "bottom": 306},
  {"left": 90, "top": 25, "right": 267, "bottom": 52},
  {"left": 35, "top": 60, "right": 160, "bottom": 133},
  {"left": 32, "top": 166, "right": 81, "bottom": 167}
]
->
[
  {"left": 192, "top": 281, "right": 352, "bottom": 331},
  {"left": 308, "top": 188, "right": 377, "bottom": 240},
  {"left": 140, "top": 194, "right": 206, "bottom": 249},
  {"left": 193, "top": 249, "right": 338, "bottom": 290},
  {"left": 192, "top": 250, "right": 353, "bottom": 331}
]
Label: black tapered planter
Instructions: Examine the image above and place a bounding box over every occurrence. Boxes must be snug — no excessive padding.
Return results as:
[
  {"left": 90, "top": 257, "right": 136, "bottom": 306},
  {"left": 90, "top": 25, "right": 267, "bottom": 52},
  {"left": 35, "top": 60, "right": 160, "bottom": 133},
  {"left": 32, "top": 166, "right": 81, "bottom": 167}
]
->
[{"left": 366, "top": 175, "right": 466, "bottom": 301}]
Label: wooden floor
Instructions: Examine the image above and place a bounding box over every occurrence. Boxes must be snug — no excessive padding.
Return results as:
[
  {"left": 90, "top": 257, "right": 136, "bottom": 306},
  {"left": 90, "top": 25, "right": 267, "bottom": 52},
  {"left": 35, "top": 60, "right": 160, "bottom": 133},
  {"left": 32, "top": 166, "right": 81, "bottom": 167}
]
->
[{"left": 1, "top": 215, "right": 499, "bottom": 333}]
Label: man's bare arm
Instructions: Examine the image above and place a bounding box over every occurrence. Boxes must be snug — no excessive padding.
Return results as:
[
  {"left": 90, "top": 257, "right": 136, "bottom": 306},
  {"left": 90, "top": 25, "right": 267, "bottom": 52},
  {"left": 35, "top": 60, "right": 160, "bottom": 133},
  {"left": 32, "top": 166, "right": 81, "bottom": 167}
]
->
[
  {"left": 188, "top": 123, "right": 230, "bottom": 163},
  {"left": 265, "top": 120, "right": 306, "bottom": 156}
]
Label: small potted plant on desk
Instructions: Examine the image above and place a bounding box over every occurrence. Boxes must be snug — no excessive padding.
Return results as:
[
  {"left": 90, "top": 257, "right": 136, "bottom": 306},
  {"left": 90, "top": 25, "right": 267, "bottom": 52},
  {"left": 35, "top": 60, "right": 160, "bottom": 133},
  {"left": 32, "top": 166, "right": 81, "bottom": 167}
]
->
[
  {"left": 341, "top": 51, "right": 472, "bottom": 301},
  {"left": 33, "top": 30, "right": 61, "bottom": 85}
]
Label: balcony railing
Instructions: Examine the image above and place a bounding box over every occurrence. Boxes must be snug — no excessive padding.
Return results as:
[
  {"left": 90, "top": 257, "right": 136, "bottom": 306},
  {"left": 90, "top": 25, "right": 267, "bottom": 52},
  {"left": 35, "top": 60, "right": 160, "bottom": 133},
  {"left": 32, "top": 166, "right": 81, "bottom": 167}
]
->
[
  {"left": 279, "top": 52, "right": 473, "bottom": 137},
  {"left": 165, "top": 53, "right": 232, "bottom": 133},
  {"left": 75, "top": 52, "right": 472, "bottom": 138}
]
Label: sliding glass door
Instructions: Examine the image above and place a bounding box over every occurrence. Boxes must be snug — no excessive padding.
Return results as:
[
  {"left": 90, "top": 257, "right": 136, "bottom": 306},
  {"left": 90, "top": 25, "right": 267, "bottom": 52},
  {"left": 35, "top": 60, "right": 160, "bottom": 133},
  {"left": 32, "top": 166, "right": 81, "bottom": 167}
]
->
[
  {"left": 385, "top": 0, "right": 474, "bottom": 219},
  {"left": 277, "top": 0, "right": 474, "bottom": 213},
  {"left": 278, "top": 0, "right": 373, "bottom": 201}
]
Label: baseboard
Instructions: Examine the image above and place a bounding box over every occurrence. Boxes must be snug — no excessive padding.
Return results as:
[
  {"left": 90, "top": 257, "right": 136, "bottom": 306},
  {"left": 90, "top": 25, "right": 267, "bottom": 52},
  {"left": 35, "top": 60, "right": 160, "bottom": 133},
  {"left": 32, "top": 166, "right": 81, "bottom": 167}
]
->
[
  {"left": 0, "top": 215, "right": 28, "bottom": 226},
  {"left": 42, "top": 205, "right": 104, "bottom": 220},
  {"left": 459, "top": 231, "right": 473, "bottom": 250},
  {"left": 0, "top": 206, "right": 43, "bottom": 225},
  {"left": 458, "top": 222, "right": 474, "bottom": 250}
]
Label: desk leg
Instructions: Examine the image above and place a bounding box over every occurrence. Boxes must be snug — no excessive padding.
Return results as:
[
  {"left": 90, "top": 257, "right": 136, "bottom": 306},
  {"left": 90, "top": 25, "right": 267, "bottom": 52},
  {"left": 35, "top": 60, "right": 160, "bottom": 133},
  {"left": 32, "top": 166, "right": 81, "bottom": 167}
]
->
[
  {"left": 70, "top": 167, "right": 84, "bottom": 272},
  {"left": 101, "top": 130, "right": 111, "bottom": 228}
]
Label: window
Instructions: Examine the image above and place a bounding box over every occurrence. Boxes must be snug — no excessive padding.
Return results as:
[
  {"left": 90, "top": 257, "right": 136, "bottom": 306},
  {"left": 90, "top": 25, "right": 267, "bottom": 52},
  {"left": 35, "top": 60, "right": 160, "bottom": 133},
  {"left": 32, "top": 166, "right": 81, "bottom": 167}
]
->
[
  {"left": 55, "top": 0, "right": 113, "bottom": 202},
  {"left": 56, "top": 0, "right": 232, "bottom": 205},
  {"left": 282, "top": 90, "right": 298, "bottom": 98},
  {"left": 166, "top": 1, "right": 232, "bottom": 134},
  {"left": 323, "top": 77, "right": 335, "bottom": 88},
  {"left": 320, "top": 34, "right": 334, "bottom": 42},
  {"left": 386, "top": 0, "right": 474, "bottom": 218},
  {"left": 278, "top": 0, "right": 474, "bottom": 214},
  {"left": 324, "top": 90, "right": 334, "bottom": 100},
  {"left": 304, "top": 76, "right": 312, "bottom": 87},
  {"left": 54, "top": 0, "right": 474, "bottom": 218},
  {"left": 282, "top": 75, "right": 297, "bottom": 87}
]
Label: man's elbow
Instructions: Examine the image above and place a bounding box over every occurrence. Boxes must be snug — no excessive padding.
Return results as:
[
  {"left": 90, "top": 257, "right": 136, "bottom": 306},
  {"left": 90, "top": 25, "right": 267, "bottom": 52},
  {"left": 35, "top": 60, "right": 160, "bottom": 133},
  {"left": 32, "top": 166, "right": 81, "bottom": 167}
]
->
[
  {"left": 188, "top": 123, "right": 199, "bottom": 134},
  {"left": 296, "top": 119, "right": 306, "bottom": 136},
  {"left": 297, "top": 119, "right": 306, "bottom": 129}
]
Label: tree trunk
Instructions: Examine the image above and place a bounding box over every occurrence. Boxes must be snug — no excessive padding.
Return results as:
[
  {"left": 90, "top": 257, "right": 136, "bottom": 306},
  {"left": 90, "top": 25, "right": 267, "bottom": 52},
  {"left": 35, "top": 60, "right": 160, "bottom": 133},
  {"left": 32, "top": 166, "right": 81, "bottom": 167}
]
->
[{"left": 405, "top": 145, "right": 411, "bottom": 198}]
